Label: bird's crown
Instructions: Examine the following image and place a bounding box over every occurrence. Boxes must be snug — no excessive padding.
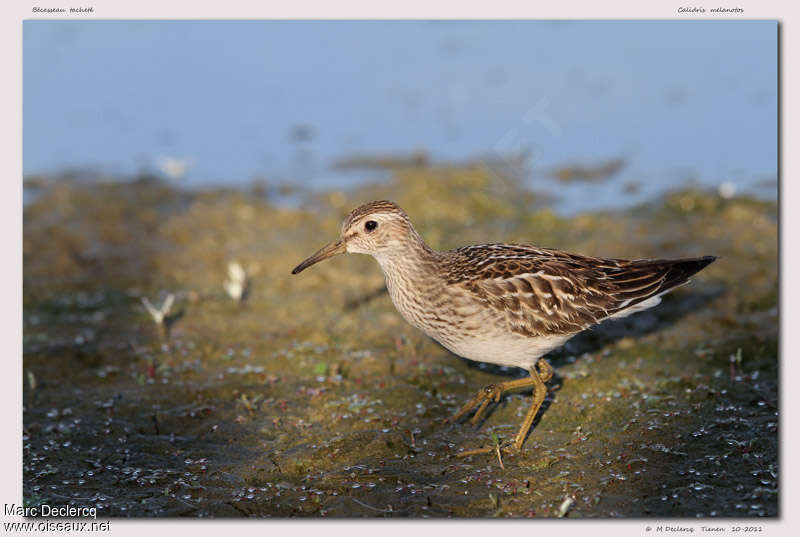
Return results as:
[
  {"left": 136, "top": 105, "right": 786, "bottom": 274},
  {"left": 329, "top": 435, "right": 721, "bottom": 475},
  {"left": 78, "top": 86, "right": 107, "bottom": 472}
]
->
[{"left": 341, "top": 200, "right": 409, "bottom": 233}]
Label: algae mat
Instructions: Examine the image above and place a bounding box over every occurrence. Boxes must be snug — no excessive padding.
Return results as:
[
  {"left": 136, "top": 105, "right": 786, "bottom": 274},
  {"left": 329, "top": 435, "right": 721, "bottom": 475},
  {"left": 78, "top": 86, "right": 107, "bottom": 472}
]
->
[{"left": 22, "top": 166, "right": 778, "bottom": 517}]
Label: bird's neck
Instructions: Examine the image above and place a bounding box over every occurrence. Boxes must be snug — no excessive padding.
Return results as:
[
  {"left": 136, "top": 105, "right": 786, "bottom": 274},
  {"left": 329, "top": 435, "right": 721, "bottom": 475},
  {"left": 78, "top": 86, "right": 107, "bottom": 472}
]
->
[
  {"left": 373, "top": 229, "right": 443, "bottom": 330},
  {"left": 373, "top": 228, "right": 438, "bottom": 277},
  {"left": 374, "top": 228, "right": 436, "bottom": 266}
]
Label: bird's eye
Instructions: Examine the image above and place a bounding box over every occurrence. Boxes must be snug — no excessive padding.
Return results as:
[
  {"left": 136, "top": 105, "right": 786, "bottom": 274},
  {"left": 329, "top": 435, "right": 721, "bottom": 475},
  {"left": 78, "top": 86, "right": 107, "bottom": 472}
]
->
[{"left": 365, "top": 220, "right": 378, "bottom": 232}]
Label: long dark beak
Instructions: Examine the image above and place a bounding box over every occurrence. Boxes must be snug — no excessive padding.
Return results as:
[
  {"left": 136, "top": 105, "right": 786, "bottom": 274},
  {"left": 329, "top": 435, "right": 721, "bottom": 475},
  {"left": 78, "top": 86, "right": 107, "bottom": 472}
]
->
[{"left": 291, "top": 239, "right": 346, "bottom": 274}]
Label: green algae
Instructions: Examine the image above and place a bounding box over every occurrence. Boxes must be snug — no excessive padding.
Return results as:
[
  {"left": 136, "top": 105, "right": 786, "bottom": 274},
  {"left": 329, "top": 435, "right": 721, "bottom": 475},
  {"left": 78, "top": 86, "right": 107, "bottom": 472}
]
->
[{"left": 22, "top": 162, "right": 778, "bottom": 517}]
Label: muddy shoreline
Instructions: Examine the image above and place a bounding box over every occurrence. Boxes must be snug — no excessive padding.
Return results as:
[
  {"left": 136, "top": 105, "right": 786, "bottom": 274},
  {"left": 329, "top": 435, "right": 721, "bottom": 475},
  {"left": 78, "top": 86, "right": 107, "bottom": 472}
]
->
[{"left": 23, "top": 164, "right": 778, "bottom": 517}]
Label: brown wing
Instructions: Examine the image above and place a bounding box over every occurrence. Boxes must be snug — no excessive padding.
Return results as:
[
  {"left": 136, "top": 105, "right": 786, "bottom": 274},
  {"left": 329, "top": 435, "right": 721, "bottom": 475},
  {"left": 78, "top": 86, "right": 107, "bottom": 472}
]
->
[{"left": 445, "top": 244, "right": 715, "bottom": 337}]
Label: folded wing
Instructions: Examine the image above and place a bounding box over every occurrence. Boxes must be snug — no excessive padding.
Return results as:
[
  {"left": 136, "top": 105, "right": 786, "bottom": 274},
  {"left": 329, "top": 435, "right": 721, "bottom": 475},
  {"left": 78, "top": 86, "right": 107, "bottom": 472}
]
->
[{"left": 446, "top": 244, "right": 715, "bottom": 337}]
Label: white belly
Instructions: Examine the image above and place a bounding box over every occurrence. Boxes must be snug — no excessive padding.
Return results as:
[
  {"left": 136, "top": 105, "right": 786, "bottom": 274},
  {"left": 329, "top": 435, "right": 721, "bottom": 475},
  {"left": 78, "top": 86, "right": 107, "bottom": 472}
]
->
[{"left": 434, "top": 331, "right": 572, "bottom": 370}]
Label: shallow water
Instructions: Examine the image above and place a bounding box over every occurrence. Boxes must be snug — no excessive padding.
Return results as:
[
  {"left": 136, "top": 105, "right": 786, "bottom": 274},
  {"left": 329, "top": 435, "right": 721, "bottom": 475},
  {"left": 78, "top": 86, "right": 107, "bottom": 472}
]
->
[
  {"left": 25, "top": 22, "right": 777, "bottom": 215},
  {"left": 22, "top": 163, "right": 777, "bottom": 517}
]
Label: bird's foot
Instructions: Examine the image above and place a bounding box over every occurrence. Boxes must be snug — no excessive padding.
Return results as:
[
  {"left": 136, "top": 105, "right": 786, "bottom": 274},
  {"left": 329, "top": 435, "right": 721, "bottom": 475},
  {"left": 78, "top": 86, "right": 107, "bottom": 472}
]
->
[
  {"left": 446, "top": 383, "right": 505, "bottom": 426},
  {"left": 448, "top": 360, "right": 553, "bottom": 455},
  {"left": 455, "top": 441, "right": 517, "bottom": 459}
]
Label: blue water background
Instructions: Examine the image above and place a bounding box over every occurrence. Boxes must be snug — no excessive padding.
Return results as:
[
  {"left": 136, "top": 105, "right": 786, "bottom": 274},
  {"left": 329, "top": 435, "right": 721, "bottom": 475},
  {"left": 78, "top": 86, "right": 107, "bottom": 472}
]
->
[{"left": 23, "top": 20, "right": 777, "bottom": 213}]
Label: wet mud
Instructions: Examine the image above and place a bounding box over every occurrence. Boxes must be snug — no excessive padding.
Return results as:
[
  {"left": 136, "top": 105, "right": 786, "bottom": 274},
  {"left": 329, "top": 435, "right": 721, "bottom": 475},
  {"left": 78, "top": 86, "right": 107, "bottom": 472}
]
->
[{"left": 23, "top": 163, "right": 778, "bottom": 517}]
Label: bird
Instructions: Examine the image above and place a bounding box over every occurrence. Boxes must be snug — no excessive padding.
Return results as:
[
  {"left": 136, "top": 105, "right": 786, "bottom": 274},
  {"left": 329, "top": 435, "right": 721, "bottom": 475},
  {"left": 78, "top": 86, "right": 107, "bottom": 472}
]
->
[{"left": 291, "top": 200, "right": 716, "bottom": 453}]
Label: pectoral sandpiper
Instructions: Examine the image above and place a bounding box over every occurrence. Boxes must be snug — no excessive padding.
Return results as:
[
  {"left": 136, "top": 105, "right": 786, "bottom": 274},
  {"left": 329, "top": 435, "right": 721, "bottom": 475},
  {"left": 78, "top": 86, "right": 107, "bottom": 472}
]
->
[{"left": 292, "top": 200, "right": 715, "bottom": 453}]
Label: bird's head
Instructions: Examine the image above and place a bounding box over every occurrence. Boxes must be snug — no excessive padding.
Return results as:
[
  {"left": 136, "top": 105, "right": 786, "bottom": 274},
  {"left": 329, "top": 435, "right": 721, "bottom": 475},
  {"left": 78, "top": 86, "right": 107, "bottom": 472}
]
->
[{"left": 291, "top": 200, "right": 414, "bottom": 274}]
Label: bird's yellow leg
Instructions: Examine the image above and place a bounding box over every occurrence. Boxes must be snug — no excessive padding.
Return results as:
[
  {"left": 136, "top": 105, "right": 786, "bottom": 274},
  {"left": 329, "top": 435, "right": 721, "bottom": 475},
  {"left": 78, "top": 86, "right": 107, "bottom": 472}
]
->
[
  {"left": 512, "top": 359, "right": 552, "bottom": 450},
  {"left": 454, "top": 359, "right": 553, "bottom": 458}
]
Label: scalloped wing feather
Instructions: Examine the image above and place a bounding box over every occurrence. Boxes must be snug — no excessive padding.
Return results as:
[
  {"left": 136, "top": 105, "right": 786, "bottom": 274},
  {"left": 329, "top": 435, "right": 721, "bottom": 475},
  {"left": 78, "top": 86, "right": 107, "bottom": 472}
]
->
[{"left": 445, "top": 244, "right": 715, "bottom": 337}]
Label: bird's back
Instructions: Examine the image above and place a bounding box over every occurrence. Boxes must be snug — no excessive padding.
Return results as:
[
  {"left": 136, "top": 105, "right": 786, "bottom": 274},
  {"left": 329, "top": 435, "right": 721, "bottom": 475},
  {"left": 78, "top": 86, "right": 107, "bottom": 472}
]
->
[{"left": 439, "top": 243, "right": 715, "bottom": 339}]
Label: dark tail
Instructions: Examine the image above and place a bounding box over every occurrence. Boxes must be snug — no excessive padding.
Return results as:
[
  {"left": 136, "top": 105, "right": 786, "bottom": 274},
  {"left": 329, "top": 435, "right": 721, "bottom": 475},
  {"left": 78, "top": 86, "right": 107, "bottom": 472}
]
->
[{"left": 608, "top": 255, "right": 716, "bottom": 311}]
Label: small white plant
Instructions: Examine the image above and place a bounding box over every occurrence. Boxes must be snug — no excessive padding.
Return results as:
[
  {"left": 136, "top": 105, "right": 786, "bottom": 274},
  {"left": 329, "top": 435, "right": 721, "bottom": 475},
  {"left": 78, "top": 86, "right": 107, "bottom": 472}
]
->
[
  {"left": 223, "top": 261, "right": 249, "bottom": 304},
  {"left": 27, "top": 370, "right": 37, "bottom": 391},
  {"left": 718, "top": 181, "right": 737, "bottom": 199},
  {"left": 157, "top": 157, "right": 191, "bottom": 181},
  {"left": 141, "top": 294, "right": 175, "bottom": 326},
  {"left": 557, "top": 496, "right": 574, "bottom": 518}
]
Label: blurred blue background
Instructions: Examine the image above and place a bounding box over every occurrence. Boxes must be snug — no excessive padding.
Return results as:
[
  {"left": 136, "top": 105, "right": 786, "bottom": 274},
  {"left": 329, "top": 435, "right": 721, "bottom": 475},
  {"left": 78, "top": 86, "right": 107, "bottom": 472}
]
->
[{"left": 23, "top": 20, "right": 777, "bottom": 212}]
